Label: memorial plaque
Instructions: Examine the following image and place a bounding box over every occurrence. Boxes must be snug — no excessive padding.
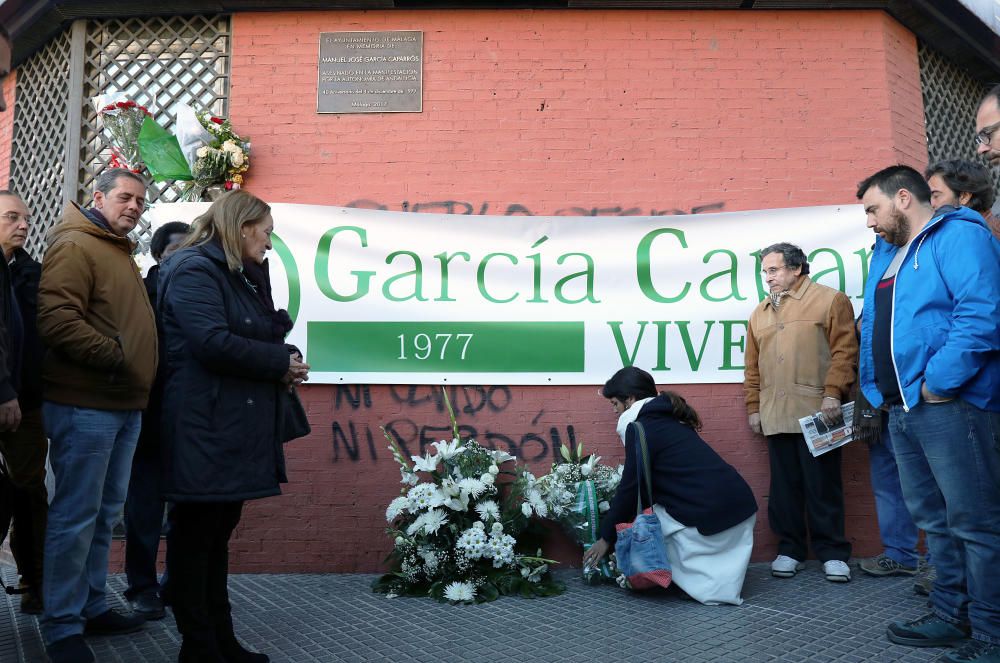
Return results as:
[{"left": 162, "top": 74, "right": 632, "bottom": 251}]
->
[{"left": 317, "top": 31, "right": 423, "bottom": 114}]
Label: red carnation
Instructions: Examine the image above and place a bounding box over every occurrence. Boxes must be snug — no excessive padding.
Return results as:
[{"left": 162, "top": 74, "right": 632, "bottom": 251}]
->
[
  {"left": 210, "top": 117, "right": 225, "bottom": 124},
  {"left": 224, "top": 180, "right": 234, "bottom": 190}
]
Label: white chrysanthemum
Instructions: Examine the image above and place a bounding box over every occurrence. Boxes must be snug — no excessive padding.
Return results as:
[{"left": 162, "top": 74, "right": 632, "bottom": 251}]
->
[
  {"left": 490, "top": 521, "right": 504, "bottom": 535},
  {"left": 521, "top": 502, "right": 532, "bottom": 517},
  {"left": 456, "top": 526, "right": 488, "bottom": 559},
  {"left": 411, "top": 453, "right": 440, "bottom": 473},
  {"left": 443, "top": 581, "right": 476, "bottom": 602},
  {"left": 527, "top": 489, "right": 548, "bottom": 518},
  {"left": 487, "top": 532, "right": 516, "bottom": 568},
  {"left": 488, "top": 464, "right": 499, "bottom": 476},
  {"left": 444, "top": 495, "right": 469, "bottom": 512},
  {"left": 385, "top": 496, "right": 410, "bottom": 521},
  {"left": 475, "top": 500, "right": 500, "bottom": 521},
  {"left": 458, "top": 477, "right": 487, "bottom": 499},
  {"left": 222, "top": 139, "right": 239, "bottom": 152},
  {"left": 407, "top": 483, "right": 445, "bottom": 511},
  {"left": 480, "top": 473, "right": 495, "bottom": 486},
  {"left": 432, "top": 438, "right": 465, "bottom": 460},
  {"left": 230, "top": 150, "right": 245, "bottom": 167},
  {"left": 420, "top": 509, "right": 448, "bottom": 535},
  {"left": 195, "top": 146, "right": 209, "bottom": 158}
]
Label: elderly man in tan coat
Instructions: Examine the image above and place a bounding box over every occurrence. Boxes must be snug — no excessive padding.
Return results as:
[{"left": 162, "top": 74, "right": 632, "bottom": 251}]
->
[{"left": 744, "top": 242, "right": 858, "bottom": 583}]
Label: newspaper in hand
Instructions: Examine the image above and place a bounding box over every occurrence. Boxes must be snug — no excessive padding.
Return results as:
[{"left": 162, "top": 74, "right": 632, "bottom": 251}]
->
[{"left": 798, "top": 401, "right": 855, "bottom": 457}]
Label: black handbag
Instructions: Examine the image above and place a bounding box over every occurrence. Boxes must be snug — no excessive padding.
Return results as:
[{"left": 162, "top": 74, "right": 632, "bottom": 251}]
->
[{"left": 281, "top": 387, "right": 311, "bottom": 443}]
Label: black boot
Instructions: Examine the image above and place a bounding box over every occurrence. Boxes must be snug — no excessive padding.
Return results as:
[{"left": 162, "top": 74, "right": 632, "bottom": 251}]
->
[
  {"left": 216, "top": 622, "right": 269, "bottom": 663},
  {"left": 178, "top": 636, "right": 227, "bottom": 663}
]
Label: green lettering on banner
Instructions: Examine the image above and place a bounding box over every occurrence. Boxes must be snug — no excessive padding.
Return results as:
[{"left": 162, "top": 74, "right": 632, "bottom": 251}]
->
[
  {"left": 750, "top": 250, "right": 767, "bottom": 301},
  {"left": 434, "top": 251, "right": 472, "bottom": 302},
  {"left": 607, "top": 321, "right": 647, "bottom": 366},
  {"left": 808, "top": 248, "right": 846, "bottom": 293},
  {"left": 554, "top": 253, "right": 599, "bottom": 304},
  {"left": 383, "top": 251, "right": 428, "bottom": 302},
  {"left": 270, "top": 233, "right": 300, "bottom": 325},
  {"left": 636, "top": 228, "right": 691, "bottom": 303},
  {"left": 652, "top": 321, "right": 671, "bottom": 371},
  {"left": 527, "top": 236, "right": 549, "bottom": 303},
  {"left": 315, "top": 226, "right": 374, "bottom": 302},
  {"left": 719, "top": 320, "right": 748, "bottom": 370},
  {"left": 854, "top": 246, "right": 872, "bottom": 299},
  {"left": 700, "top": 250, "right": 746, "bottom": 302},
  {"left": 676, "top": 321, "right": 715, "bottom": 370},
  {"left": 307, "top": 321, "right": 585, "bottom": 372},
  {"left": 477, "top": 253, "right": 519, "bottom": 303}
]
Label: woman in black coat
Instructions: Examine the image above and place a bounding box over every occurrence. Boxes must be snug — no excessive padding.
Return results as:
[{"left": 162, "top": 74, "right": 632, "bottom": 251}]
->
[
  {"left": 583, "top": 366, "right": 758, "bottom": 605},
  {"left": 159, "top": 190, "right": 309, "bottom": 662}
]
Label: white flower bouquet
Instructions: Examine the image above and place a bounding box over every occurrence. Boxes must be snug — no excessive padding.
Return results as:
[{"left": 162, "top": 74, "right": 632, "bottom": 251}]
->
[
  {"left": 535, "top": 444, "right": 624, "bottom": 584},
  {"left": 372, "top": 390, "right": 564, "bottom": 604}
]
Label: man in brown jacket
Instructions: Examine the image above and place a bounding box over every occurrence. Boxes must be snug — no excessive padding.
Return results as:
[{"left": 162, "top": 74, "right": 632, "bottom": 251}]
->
[
  {"left": 744, "top": 242, "right": 858, "bottom": 584},
  {"left": 37, "top": 169, "right": 157, "bottom": 663}
]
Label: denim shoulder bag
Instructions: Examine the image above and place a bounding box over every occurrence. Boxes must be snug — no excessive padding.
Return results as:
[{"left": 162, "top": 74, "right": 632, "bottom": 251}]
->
[{"left": 613, "top": 420, "right": 673, "bottom": 590}]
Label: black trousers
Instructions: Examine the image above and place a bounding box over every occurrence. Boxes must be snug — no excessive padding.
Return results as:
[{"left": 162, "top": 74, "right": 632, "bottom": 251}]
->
[
  {"left": 0, "top": 408, "right": 48, "bottom": 589},
  {"left": 766, "top": 433, "right": 851, "bottom": 562},
  {"left": 166, "top": 500, "right": 244, "bottom": 659}
]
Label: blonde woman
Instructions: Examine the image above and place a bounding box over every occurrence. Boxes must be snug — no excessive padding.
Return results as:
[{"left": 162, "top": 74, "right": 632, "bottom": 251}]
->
[{"left": 158, "top": 190, "right": 308, "bottom": 662}]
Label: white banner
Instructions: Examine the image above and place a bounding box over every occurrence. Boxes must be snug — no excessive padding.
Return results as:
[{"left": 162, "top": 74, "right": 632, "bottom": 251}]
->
[{"left": 146, "top": 203, "right": 871, "bottom": 385}]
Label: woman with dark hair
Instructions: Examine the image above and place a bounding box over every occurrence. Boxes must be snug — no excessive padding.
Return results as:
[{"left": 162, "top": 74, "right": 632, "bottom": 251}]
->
[
  {"left": 159, "top": 190, "right": 309, "bottom": 662},
  {"left": 582, "top": 366, "right": 758, "bottom": 605}
]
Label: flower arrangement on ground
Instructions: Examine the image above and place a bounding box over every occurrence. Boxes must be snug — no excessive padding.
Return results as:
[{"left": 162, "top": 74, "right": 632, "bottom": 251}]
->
[
  {"left": 180, "top": 110, "right": 251, "bottom": 201},
  {"left": 372, "top": 391, "right": 564, "bottom": 604},
  {"left": 98, "top": 100, "right": 152, "bottom": 172},
  {"left": 535, "top": 443, "right": 624, "bottom": 585}
]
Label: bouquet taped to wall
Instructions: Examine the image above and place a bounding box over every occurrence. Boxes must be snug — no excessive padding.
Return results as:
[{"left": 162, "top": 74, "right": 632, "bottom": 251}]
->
[
  {"left": 174, "top": 104, "right": 251, "bottom": 201},
  {"left": 94, "top": 93, "right": 152, "bottom": 173}
]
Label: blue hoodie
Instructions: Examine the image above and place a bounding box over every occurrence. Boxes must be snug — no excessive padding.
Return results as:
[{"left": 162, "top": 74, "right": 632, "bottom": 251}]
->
[{"left": 859, "top": 205, "right": 1000, "bottom": 412}]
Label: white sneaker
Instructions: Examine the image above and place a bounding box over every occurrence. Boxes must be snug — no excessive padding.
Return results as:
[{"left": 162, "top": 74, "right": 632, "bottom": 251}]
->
[
  {"left": 771, "top": 555, "right": 805, "bottom": 578},
  {"left": 823, "top": 560, "right": 851, "bottom": 582}
]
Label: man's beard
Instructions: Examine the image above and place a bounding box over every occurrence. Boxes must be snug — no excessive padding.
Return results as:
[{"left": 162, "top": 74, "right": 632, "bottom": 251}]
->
[{"left": 883, "top": 206, "right": 911, "bottom": 247}]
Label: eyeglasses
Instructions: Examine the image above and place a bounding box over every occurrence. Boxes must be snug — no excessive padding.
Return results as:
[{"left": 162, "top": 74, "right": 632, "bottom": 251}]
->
[
  {"left": 761, "top": 265, "right": 788, "bottom": 277},
  {"left": 0, "top": 212, "right": 30, "bottom": 224},
  {"left": 974, "top": 120, "right": 1000, "bottom": 147}
]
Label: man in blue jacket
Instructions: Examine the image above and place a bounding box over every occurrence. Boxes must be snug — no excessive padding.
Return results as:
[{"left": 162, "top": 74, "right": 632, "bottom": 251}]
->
[{"left": 856, "top": 165, "right": 1000, "bottom": 663}]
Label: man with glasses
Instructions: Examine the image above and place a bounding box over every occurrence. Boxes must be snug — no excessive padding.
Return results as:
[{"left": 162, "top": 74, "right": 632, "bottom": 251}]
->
[
  {"left": 0, "top": 191, "right": 48, "bottom": 615},
  {"left": 37, "top": 169, "right": 158, "bottom": 663},
  {"left": 744, "top": 242, "right": 858, "bottom": 583},
  {"left": 975, "top": 84, "right": 1000, "bottom": 223},
  {"left": 857, "top": 165, "right": 1000, "bottom": 662}
]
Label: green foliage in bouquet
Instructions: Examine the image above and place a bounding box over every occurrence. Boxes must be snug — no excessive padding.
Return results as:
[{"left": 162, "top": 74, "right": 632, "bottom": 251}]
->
[
  {"left": 372, "top": 389, "right": 565, "bottom": 604},
  {"left": 536, "top": 444, "right": 625, "bottom": 585}
]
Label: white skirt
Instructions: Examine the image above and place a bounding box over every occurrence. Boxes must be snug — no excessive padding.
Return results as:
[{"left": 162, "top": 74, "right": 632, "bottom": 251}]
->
[{"left": 652, "top": 505, "right": 755, "bottom": 606}]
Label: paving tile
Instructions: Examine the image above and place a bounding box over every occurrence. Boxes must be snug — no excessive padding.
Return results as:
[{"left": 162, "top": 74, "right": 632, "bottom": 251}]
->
[{"left": 0, "top": 564, "right": 949, "bottom": 662}]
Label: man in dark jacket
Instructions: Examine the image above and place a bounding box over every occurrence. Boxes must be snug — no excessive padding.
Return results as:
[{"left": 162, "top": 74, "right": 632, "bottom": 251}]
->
[
  {"left": 0, "top": 191, "right": 47, "bottom": 615},
  {"left": 37, "top": 169, "right": 158, "bottom": 663},
  {"left": 124, "top": 221, "right": 188, "bottom": 621}
]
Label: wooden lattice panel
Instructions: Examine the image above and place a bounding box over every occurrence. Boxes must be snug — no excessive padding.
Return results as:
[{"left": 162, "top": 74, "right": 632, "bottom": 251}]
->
[
  {"left": 918, "top": 41, "right": 999, "bottom": 193},
  {"left": 9, "top": 29, "right": 73, "bottom": 260},
  {"left": 79, "top": 14, "right": 231, "bottom": 244}
]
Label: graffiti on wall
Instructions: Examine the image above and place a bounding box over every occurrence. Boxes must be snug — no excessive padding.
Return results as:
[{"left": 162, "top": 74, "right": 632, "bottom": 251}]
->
[
  {"left": 331, "top": 385, "right": 577, "bottom": 465},
  {"left": 345, "top": 199, "right": 726, "bottom": 217}
]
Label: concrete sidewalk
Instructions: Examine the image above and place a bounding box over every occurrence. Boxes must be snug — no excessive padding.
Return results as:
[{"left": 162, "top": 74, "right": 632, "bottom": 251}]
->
[{"left": 2, "top": 562, "right": 946, "bottom": 662}]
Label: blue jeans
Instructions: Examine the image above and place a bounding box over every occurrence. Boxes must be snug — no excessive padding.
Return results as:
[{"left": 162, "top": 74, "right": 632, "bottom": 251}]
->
[
  {"left": 889, "top": 399, "right": 1000, "bottom": 644},
  {"left": 40, "top": 402, "right": 141, "bottom": 645},
  {"left": 868, "top": 419, "right": 921, "bottom": 568}
]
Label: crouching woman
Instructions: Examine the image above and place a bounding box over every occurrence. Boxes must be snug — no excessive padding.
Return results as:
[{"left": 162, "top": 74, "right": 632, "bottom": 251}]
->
[{"left": 583, "top": 366, "right": 758, "bottom": 605}]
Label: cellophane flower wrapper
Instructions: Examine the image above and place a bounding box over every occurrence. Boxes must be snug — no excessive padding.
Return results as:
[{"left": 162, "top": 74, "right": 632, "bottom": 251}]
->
[
  {"left": 95, "top": 96, "right": 152, "bottom": 172},
  {"left": 177, "top": 106, "right": 252, "bottom": 201},
  {"left": 372, "top": 389, "right": 564, "bottom": 604},
  {"left": 536, "top": 453, "right": 624, "bottom": 584}
]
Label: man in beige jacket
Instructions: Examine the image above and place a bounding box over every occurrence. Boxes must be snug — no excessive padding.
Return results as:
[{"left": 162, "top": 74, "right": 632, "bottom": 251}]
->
[
  {"left": 37, "top": 169, "right": 157, "bottom": 663},
  {"left": 744, "top": 242, "right": 858, "bottom": 583}
]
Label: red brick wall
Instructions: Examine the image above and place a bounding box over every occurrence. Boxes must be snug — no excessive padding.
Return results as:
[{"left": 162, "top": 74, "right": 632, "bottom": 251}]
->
[
  {"left": 0, "top": 69, "right": 16, "bottom": 187},
  {"left": 89, "top": 8, "right": 927, "bottom": 573}
]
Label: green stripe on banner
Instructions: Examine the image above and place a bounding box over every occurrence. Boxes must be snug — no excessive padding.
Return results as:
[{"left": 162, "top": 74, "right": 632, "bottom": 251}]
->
[{"left": 307, "top": 321, "right": 585, "bottom": 372}]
